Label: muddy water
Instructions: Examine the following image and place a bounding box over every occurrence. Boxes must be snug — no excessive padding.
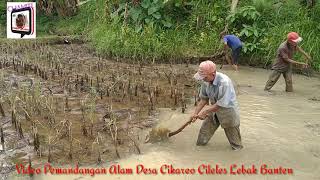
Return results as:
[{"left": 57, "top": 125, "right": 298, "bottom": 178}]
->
[{"left": 8, "top": 66, "right": 320, "bottom": 180}]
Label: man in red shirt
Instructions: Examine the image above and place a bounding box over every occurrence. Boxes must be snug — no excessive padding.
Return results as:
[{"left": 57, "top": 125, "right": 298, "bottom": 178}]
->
[{"left": 264, "top": 32, "right": 311, "bottom": 92}]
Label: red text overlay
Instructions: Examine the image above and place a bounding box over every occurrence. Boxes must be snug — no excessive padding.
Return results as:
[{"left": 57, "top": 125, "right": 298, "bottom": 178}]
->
[{"left": 16, "top": 164, "right": 294, "bottom": 176}]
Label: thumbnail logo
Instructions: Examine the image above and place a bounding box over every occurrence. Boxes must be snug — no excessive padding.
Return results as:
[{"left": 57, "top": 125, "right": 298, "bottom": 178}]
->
[{"left": 7, "top": 2, "right": 36, "bottom": 39}]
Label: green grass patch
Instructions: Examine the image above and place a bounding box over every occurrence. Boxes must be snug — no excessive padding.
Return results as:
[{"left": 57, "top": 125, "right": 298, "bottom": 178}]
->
[{"left": 0, "top": 0, "right": 319, "bottom": 71}]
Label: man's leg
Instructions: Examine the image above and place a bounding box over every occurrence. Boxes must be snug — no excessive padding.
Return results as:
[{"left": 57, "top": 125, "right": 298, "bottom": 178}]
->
[
  {"left": 264, "top": 70, "right": 281, "bottom": 91},
  {"left": 283, "top": 68, "right": 293, "bottom": 92},
  {"left": 224, "top": 126, "right": 243, "bottom": 150},
  {"left": 225, "top": 54, "right": 232, "bottom": 66},
  {"left": 232, "top": 47, "right": 241, "bottom": 71},
  {"left": 196, "top": 114, "right": 220, "bottom": 146}
]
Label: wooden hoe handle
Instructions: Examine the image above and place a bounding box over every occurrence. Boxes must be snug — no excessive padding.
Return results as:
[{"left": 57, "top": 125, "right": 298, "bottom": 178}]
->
[{"left": 168, "top": 118, "right": 193, "bottom": 137}]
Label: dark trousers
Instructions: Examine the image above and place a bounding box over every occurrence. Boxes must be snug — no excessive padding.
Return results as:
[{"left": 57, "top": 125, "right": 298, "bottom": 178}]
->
[{"left": 232, "top": 47, "right": 242, "bottom": 65}]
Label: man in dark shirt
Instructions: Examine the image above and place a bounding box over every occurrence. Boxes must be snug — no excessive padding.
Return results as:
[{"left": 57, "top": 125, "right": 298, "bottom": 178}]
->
[
  {"left": 220, "top": 32, "right": 243, "bottom": 71},
  {"left": 264, "top": 32, "right": 311, "bottom": 92}
]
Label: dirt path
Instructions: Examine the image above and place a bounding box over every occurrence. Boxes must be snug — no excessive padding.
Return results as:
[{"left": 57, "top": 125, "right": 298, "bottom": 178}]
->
[{"left": 7, "top": 65, "right": 320, "bottom": 180}]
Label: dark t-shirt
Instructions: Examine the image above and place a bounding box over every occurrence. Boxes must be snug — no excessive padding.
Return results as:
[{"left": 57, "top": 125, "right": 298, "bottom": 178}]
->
[{"left": 272, "top": 41, "right": 296, "bottom": 72}]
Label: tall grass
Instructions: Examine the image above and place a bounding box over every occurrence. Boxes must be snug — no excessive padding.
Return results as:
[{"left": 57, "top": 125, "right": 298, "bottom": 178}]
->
[
  {"left": 88, "top": 0, "right": 226, "bottom": 63},
  {"left": 250, "top": 0, "right": 320, "bottom": 70},
  {"left": 0, "top": 1, "right": 6, "bottom": 38}
]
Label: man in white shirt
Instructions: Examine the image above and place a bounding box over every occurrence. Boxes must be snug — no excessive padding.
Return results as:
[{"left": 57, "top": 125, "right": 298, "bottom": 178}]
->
[{"left": 193, "top": 60, "right": 243, "bottom": 150}]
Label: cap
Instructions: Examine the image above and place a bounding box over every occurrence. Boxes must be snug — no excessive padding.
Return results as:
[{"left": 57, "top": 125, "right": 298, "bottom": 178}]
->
[
  {"left": 287, "top": 32, "right": 302, "bottom": 43},
  {"left": 194, "top": 61, "right": 216, "bottom": 81}
]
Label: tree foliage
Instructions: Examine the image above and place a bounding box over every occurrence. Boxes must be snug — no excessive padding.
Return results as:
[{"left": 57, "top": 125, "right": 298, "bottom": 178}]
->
[
  {"left": 38, "top": 0, "right": 80, "bottom": 16},
  {"left": 108, "top": 0, "right": 193, "bottom": 32}
]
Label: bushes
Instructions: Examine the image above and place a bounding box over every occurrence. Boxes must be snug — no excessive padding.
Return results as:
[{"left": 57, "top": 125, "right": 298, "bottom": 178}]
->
[
  {"left": 0, "top": 1, "right": 6, "bottom": 37},
  {"left": 252, "top": 0, "right": 273, "bottom": 13},
  {"left": 88, "top": 0, "right": 227, "bottom": 62},
  {"left": 89, "top": 22, "right": 195, "bottom": 62},
  {"left": 249, "top": 0, "right": 320, "bottom": 70},
  {"left": 1, "top": 0, "right": 319, "bottom": 70},
  {"left": 227, "top": 6, "right": 264, "bottom": 55},
  {"left": 108, "top": 0, "right": 194, "bottom": 32}
]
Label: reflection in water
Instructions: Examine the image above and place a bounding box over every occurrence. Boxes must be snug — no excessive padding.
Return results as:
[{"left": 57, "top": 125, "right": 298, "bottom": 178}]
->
[{"left": 8, "top": 66, "right": 320, "bottom": 180}]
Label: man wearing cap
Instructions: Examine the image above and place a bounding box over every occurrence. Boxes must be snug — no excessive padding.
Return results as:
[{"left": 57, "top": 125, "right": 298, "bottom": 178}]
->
[
  {"left": 264, "top": 32, "right": 311, "bottom": 92},
  {"left": 220, "top": 32, "right": 243, "bottom": 71},
  {"left": 192, "top": 60, "right": 243, "bottom": 150}
]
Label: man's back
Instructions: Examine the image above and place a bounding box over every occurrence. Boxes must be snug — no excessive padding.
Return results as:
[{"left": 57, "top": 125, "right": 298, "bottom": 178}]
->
[{"left": 223, "top": 35, "right": 242, "bottom": 50}]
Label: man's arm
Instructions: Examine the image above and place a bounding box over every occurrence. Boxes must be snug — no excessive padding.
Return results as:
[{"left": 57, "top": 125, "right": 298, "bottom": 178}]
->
[
  {"left": 297, "top": 46, "right": 311, "bottom": 62},
  {"left": 192, "top": 83, "right": 210, "bottom": 121},
  {"left": 280, "top": 48, "right": 308, "bottom": 66},
  {"left": 192, "top": 99, "right": 208, "bottom": 121},
  {"left": 223, "top": 43, "right": 229, "bottom": 50},
  {"left": 196, "top": 103, "right": 220, "bottom": 120},
  {"left": 284, "top": 58, "right": 308, "bottom": 66},
  {"left": 197, "top": 80, "right": 236, "bottom": 120},
  {"left": 223, "top": 42, "right": 232, "bottom": 65}
]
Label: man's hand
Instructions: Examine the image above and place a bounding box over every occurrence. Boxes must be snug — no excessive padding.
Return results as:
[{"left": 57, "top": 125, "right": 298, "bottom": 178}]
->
[
  {"left": 293, "top": 60, "right": 308, "bottom": 67},
  {"left": 196, "top": 113, "right": 208, "bottom": 120},
  {"left": 191, "top": 113, "right": 207, "bottom": 122},
  {"left": 196, "top": 109, "right": 210, "bottom": 120},
  {"left": 191, "top": 113, "right": 198, "bottom": 123},
  {"left": 304, "top": 56, "right": 311, "bottom": 68}
]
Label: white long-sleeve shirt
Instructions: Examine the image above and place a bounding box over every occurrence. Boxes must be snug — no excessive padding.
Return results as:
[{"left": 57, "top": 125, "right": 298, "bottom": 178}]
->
[{"left": 199, "top": 72, "right": 240, "bottom": 128}]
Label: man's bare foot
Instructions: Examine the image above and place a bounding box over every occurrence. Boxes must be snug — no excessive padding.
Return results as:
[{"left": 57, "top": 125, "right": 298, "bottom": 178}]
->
[{"left": 232, "top": 64, "right": 238, "bottom": 71}]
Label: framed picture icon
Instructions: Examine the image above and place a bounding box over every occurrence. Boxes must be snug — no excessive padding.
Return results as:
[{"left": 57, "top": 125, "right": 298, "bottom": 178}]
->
[{"left": 7, "top": 2, "right": 36, "bottom": 39}]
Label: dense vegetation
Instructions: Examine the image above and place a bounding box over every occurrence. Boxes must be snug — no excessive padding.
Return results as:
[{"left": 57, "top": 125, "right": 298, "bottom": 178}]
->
[{"left": 1, "top": 0, "right": 320, "bottom": 70}]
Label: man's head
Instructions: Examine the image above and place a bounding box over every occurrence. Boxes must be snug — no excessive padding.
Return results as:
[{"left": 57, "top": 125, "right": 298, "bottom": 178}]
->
[
  {"left": 16, "top": 14, "right": 26, "bottom": 29},
  {"left": 287, "top": 32, "right": 302, "bottom": 47},
  {"left": 194, "top": 60, "right": 217, "bottom": 82}
]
